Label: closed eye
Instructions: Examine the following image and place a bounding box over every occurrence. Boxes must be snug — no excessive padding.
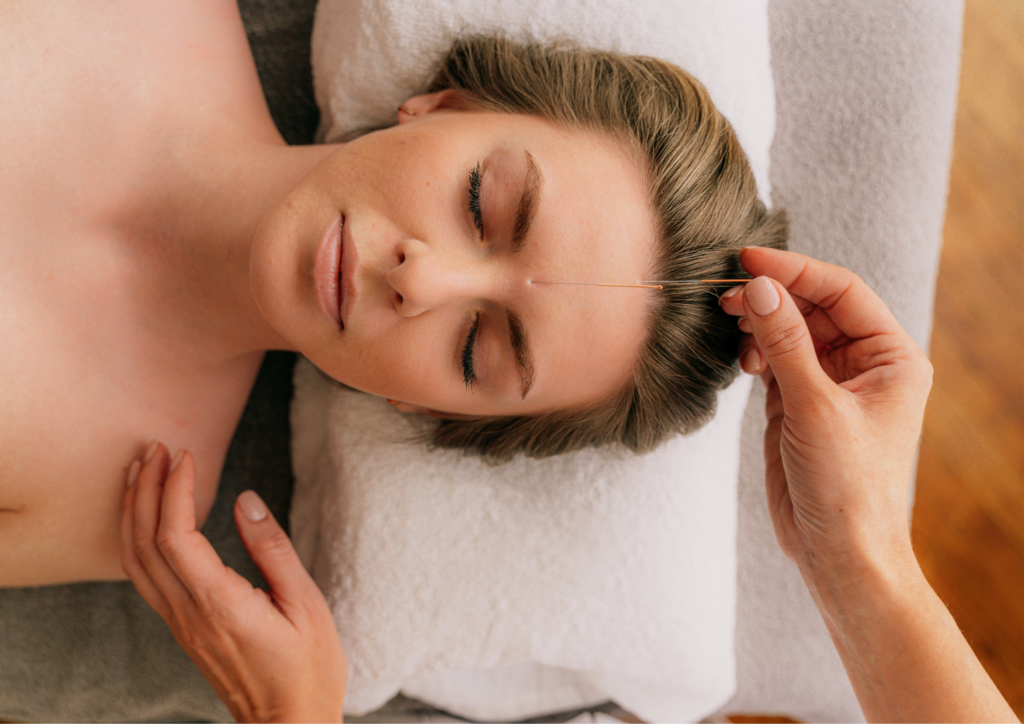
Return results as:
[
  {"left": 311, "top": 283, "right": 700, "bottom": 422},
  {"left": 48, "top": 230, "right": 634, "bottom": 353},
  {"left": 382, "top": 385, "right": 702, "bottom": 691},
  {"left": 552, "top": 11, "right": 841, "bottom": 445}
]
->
[
  {"left": 468, "top": 162, "right": 484, "bottom": 238},
  {"left": 461, "top": 313, "right": 479, "bottom": 388}
]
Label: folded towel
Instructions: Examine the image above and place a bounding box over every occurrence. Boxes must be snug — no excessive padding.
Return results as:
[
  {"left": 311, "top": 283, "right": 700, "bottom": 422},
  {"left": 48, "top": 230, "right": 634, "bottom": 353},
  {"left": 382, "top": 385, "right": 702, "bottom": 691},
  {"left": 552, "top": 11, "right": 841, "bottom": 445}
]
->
[{"left": 292, "top": 366, "right": 752, "bottom": 721}]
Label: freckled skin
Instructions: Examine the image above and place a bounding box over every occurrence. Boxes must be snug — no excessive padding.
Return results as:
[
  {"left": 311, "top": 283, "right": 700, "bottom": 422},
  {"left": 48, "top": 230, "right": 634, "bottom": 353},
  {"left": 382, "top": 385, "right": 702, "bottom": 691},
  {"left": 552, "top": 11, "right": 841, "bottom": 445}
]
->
[{"left": 251, "top": 93, "right": 659, "bottom": 417}]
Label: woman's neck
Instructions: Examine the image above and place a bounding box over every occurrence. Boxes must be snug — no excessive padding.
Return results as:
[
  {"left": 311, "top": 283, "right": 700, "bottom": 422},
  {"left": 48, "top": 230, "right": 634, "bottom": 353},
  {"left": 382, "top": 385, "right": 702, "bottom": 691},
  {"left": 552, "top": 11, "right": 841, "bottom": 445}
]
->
[{"left": 122, "top": 128, "right": 338, "bottom": 368}]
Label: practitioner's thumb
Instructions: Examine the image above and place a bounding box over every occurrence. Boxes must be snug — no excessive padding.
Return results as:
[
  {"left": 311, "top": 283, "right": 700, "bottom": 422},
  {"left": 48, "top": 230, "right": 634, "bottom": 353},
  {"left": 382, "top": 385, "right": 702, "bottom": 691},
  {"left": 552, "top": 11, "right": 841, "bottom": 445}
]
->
[
  {"left": 742, "top": 277, "right": 830, "bottom": 401},
  {"left": 235, "top": 490, "right": 319, "bottom": 612}
]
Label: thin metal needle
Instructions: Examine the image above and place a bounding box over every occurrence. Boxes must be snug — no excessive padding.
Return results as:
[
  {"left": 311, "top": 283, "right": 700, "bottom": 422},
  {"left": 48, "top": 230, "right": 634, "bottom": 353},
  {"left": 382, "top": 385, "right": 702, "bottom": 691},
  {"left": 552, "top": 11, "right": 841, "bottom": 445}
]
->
[
  {"left": 643, "top": 279, "right": 753, "bottom": 284},
  {"left": 530, "top": 281, "right": 664, "bottom": 289},
  {"left": 530, "top": 279, "right": 752, "bottom": 288}
]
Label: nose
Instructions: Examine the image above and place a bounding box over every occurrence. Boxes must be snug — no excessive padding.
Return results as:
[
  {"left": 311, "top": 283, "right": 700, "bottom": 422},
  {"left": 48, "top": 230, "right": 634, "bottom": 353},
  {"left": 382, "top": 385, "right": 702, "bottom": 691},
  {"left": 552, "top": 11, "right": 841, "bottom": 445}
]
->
[{"left": 385, "top": 238, "right": 497, "bottom": 317}]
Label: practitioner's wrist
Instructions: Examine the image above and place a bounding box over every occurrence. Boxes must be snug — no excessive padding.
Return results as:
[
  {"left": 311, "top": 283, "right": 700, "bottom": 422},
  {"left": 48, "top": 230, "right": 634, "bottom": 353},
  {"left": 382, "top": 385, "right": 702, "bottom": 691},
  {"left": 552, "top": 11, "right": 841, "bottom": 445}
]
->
[{"left": 798, "top": 535, "right": 925, "bottom": 637}]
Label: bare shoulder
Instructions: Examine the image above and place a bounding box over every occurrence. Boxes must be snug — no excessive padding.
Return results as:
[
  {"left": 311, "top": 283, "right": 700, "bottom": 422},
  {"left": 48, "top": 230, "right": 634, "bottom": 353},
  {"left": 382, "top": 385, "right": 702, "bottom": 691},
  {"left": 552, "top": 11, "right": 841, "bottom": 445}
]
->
[
  {"left": 0, "top": 0, "right": 268, "bottom": 588},
  {"left": 0, "top": 0, "right": 273, "bottom": 143}
]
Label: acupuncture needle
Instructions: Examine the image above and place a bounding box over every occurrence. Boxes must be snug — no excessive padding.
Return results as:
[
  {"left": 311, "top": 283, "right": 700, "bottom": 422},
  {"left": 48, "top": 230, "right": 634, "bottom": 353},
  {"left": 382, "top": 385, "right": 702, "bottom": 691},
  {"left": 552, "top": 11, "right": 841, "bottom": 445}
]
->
[{"left": 530, "top": 280, "right": 752, "bottom": 289}]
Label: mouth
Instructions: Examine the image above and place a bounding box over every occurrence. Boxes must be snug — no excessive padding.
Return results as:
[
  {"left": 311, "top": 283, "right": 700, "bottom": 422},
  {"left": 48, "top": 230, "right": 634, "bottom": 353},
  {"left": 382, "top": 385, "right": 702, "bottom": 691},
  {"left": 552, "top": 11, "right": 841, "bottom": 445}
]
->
[{"left": 314, "top": 214, "right": 345, "bottom": 330}]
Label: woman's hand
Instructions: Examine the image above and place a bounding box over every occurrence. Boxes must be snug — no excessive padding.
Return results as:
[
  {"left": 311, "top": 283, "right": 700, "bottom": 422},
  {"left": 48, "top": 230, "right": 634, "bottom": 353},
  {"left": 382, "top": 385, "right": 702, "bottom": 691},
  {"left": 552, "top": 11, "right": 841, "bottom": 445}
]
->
[
  {"left": 720, "top": 248, "right": 1021, "bottom": 722},
  {"left": 121, "top": 443, "right": 347, "bottom": 723},
  {"left": 719, "top": 247, "right": 933, "bottom": 575}
]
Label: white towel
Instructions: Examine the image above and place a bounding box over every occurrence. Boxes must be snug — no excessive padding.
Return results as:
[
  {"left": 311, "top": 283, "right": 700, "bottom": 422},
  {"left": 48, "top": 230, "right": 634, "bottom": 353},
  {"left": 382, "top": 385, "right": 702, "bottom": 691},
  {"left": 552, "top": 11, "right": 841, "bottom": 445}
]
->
[{"left": 292, "top": 366, "right": 752, "bottom": 721}]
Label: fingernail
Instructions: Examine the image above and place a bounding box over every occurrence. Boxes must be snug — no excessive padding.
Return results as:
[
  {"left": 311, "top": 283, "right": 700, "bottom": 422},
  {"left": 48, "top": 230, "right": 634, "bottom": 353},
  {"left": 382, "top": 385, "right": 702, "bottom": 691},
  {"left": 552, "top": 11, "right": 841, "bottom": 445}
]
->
[
  {"left": 745, "top": 277, "right": 780, "bottom": 316},
  {"left": 239, "top": 490, "right": 268, "bottom": 523},
  {"left": 742, "top": 349, "right": 762, "bottom": 374},
  {"left": 169, "top": 449, "right": 184, "bottom": 473},
  {"left": 144, "top": 441, "right": 160, "bottom": 463},
  {"left": 738, "top": 316, "right": 752, "bottom": 333},
  {"left": 720, "top": 285, "right": 744, "bottom": 302},
  {"left": 127, "top": 459, "right": 141, "bottom": 487}
]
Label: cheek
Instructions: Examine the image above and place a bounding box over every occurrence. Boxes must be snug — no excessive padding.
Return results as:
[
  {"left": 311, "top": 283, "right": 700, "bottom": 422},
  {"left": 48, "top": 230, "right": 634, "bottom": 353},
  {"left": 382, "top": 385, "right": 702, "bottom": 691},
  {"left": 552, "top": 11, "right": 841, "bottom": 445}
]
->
[{"left": 329, "top": 318, "right": 452, "bottom": 401}]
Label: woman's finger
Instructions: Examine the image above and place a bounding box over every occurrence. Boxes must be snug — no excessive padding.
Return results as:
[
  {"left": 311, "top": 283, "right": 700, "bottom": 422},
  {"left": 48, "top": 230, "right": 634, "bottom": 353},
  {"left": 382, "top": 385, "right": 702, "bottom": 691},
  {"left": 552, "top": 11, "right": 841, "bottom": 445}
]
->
[
  {"left": 738, "top": 334, "right": 766, "bottom": 375},
  {"left": 741, "top": 276, "right": 833, "bottom": 403},
  {"left": 234, "top": 491, "right": 324, "bottom": 620},
  {"left": 724, "top": 282, "right": 850, "bottom": 351},
  {"left": 740, "top": 247, "right": 901, "bottom": 341},
  {"left": 121, "top": 457, "right": 172, "bottom": 620},
  {"left": 132, "top": 443, "right": 196, "bottom": 611},
  {"left": 157, "top": 450, "right": 246, "bottom": 611}
]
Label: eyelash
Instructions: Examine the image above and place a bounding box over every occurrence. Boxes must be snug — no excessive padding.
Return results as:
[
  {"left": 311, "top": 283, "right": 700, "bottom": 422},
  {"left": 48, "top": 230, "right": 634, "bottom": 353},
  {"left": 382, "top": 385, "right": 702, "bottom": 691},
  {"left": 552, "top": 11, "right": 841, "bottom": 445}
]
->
[
  {"left": 468, "top": 163, "right": 484, "bottom": 237},
  {"left": 461, "top": 314, "right": 479, "bottom": 388}
]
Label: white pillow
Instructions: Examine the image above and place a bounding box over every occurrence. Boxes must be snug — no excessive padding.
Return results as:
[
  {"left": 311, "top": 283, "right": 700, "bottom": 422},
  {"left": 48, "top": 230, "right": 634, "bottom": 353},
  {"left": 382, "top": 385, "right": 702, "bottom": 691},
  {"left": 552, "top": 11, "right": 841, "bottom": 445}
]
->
[
  {"left": 295, "top": 0, "right": 775, "bottom": 719},
  {"left": 292, "top": 363, "right": 752, "bottom": 721}
]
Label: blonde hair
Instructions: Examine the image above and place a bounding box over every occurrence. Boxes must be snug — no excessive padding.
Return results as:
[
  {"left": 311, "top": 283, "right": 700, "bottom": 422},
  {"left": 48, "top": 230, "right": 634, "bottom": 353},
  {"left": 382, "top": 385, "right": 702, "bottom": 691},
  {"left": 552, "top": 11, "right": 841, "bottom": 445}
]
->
[{"left": 423, "top": 36, "right": 787, "bottom": 461}]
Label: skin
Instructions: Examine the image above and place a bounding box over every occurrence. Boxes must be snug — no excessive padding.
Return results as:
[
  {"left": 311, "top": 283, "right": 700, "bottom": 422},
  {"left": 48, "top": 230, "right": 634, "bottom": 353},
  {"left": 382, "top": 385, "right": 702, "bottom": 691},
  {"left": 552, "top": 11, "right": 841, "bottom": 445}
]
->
[
  {"left": 122, "top": 443, "right": 346, "bottom": 723},
  {"left": 250, "top": 90, "right": 656, "bottom": 418},
  {"left": 0, "top": 1, "right": 653, "bottom": 586}
]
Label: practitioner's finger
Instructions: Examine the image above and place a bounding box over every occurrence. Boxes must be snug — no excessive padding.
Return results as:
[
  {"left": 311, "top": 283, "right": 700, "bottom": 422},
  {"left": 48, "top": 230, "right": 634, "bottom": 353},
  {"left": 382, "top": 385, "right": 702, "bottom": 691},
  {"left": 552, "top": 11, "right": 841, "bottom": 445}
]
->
[
  {"left": 121, "top": 456, "right": 172, "bottom": 620},
  {"left": 156, "top": 450, "right": 243, "bottom": 610},
  {"left": 234, "top": 490, "right": 325, "bottom": 621},
  {"left": 741, "top": 277, "right": 833, "bottom": 404},
  {"left": 719, "top": 285, "right": 746, "bottom": 315},
  {"left": 738, "top": 334, "right": 766, "bottom": 375},
  {"left": 132, "top": 443, "right": 195, "bottom": 610},
  {"left": 728, "top": 284, "right": 850, "bottom": 351},
  {"left": 739, "top": 247, "right": 902, "bottom": 341}
]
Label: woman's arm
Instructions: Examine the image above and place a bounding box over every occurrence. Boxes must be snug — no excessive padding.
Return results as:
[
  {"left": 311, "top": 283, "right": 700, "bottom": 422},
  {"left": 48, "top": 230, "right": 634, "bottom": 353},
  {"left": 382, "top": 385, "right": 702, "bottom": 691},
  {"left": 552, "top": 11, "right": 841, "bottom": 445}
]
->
[
  {"left": 721, "top": 247, "right": 1017, "bottom": 723},
  {"left": 805, "top": 543, "right": 1013, "bottom": 723},
  {"left": 121, "top": 443, "right": 347, "bottom": 723}
]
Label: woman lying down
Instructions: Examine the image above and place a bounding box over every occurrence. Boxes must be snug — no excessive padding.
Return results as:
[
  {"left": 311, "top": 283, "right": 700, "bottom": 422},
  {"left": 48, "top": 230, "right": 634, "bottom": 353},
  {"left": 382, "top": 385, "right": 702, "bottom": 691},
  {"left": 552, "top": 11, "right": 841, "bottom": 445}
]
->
[
  {"left": 5, "top": 4, "right": 1016, "bottom": 722},
  {"left": 2, "top": 0, "right": 778, "bottom": 709},
  {"left": 1, "top": 5, "right": 782, "bottom": 587}
]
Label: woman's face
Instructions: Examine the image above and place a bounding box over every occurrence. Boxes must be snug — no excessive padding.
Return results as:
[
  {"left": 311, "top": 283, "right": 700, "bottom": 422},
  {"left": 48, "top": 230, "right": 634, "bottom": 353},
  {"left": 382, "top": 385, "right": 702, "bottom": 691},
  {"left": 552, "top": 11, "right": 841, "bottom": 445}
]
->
[{"left": 251, "top": 92, "right": 657, "bottom": 417}]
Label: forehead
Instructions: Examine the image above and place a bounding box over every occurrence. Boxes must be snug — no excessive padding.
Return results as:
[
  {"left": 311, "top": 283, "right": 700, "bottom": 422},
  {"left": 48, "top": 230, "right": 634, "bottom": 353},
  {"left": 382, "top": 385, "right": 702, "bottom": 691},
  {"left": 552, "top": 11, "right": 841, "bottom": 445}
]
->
[{"left": 498, "top": 116, "right": 658, "bottom": 410}]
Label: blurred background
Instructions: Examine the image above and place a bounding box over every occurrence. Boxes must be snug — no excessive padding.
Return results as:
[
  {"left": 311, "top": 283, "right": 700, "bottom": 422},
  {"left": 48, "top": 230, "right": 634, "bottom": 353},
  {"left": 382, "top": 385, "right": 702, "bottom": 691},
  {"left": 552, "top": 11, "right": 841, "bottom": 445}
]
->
[{"left": 912, "top": 0, "right": 1023, "bottom": 719}]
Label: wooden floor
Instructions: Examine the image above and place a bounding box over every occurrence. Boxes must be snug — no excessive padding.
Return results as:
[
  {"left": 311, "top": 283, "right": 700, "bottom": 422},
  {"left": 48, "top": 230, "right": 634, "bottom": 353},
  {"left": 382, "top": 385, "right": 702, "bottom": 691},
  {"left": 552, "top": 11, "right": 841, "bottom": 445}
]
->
[{"left": 912, "top": 0, "right": 1024, "bottom": 719}]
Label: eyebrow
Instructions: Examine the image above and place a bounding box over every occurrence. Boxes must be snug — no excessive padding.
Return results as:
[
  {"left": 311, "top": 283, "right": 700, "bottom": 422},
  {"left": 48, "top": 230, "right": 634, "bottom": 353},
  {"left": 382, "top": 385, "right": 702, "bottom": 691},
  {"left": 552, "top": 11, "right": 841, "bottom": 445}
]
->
[
  {"left": 506, "top": 309, "right": 535, "bottom": 399},
  {"left": 503, "top": 149, "right": 542, "bottom": 399},
  {"left": 511, "top": 150, "right": 542, "bottom": 253}
]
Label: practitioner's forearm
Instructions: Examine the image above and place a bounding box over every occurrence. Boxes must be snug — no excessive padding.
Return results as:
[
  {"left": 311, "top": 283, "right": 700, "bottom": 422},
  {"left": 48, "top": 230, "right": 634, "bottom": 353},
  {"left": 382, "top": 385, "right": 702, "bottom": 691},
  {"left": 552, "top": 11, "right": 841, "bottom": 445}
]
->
[{"left": 802, "top": 548, "right": 1017, "bottom": 723}]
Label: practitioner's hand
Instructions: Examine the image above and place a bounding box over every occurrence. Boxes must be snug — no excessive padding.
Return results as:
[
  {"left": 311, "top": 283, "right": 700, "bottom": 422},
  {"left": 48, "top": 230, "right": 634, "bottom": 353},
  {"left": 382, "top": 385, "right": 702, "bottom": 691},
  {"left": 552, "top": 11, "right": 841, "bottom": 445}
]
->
[
  {"left": 719, "top": 247, "right": 933, "bottom": 575},
  {"left": 121, "top": 443, "right": 347, "bottom": 723}
]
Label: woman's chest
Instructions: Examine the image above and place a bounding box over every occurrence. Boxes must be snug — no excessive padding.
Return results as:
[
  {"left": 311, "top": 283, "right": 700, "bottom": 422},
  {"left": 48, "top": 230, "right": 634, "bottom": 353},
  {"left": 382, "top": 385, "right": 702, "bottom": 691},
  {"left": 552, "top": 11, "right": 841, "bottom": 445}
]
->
[{"left": 0, "top": 241, "right": 260, "bottom": 586}]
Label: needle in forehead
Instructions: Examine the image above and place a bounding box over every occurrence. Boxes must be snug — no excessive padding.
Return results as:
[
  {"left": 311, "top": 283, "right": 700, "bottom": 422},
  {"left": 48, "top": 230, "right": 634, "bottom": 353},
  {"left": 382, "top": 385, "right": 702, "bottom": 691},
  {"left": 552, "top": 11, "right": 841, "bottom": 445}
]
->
[{"left": 529, "top": 279, "right": 752, "bottom": 288}]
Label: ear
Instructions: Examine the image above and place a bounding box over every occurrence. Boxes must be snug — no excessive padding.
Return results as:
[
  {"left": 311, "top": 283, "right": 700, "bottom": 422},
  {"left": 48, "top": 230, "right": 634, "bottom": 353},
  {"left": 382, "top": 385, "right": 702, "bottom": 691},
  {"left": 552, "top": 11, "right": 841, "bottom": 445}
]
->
[{"left": 396, "top": 89, "right": 463, "bottom": 124}]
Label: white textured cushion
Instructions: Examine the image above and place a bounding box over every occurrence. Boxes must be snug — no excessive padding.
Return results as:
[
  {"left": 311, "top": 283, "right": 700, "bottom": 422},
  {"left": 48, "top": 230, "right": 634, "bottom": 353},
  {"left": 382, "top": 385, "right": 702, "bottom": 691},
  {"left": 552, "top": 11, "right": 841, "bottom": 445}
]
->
[
  {"left": 292, "top": 370, "right": 752, "bottom": 721},
  {"left": 295, "top": 0, "right": 776, "bottom": 720}
]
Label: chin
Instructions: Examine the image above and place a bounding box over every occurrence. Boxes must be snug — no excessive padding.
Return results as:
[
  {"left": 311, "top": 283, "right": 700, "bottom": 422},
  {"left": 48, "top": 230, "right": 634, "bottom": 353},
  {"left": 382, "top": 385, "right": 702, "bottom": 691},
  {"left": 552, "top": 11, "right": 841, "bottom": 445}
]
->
[{"left": 249, "top": 207, "right": 311, "bottom": 350}]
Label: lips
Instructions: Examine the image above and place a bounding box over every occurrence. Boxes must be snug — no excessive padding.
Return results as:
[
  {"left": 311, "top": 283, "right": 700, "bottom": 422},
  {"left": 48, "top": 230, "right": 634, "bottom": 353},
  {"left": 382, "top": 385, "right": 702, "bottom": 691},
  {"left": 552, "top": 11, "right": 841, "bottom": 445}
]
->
[{"left": 314, "top": 214, "right": 345, "bottom": 329}]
